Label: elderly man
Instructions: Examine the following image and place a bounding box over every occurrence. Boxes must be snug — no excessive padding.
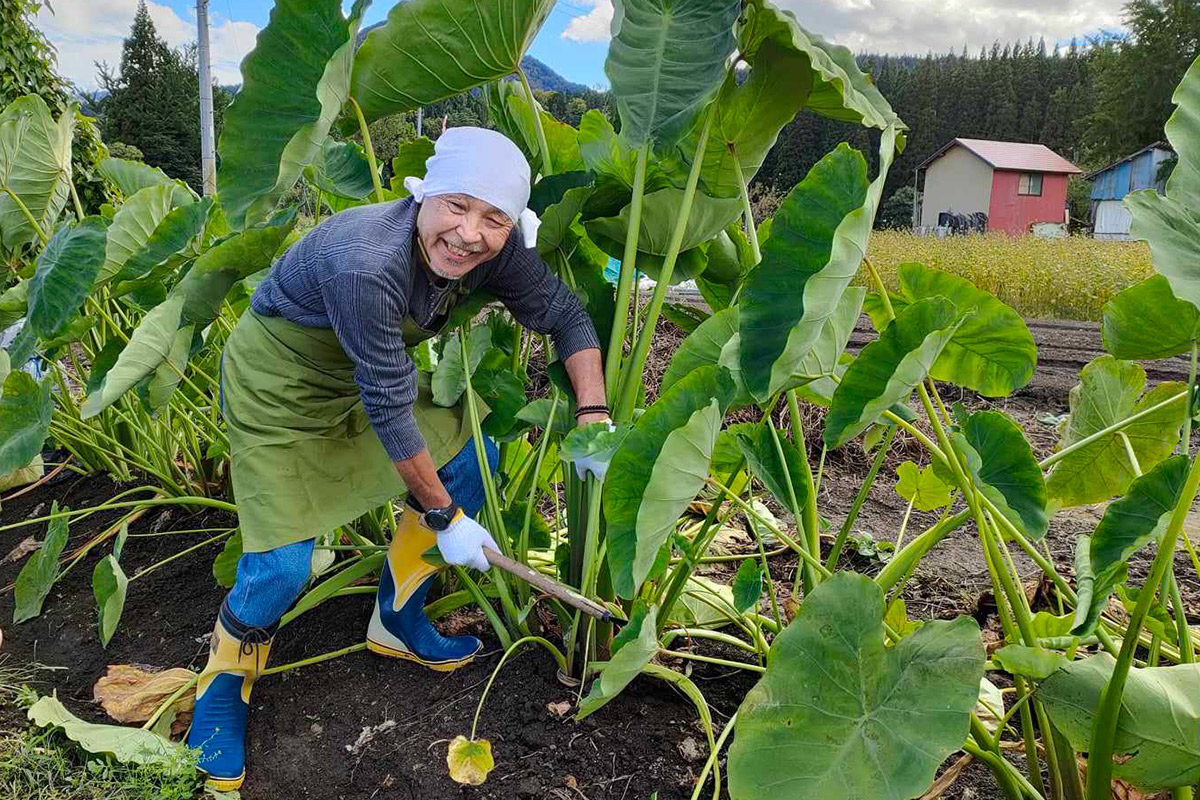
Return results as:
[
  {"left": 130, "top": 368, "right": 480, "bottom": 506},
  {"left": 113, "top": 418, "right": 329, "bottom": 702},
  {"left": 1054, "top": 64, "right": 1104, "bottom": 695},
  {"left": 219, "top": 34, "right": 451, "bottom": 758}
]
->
[{"left": 188, "top": 128, "right": 611, "bottom": 790}]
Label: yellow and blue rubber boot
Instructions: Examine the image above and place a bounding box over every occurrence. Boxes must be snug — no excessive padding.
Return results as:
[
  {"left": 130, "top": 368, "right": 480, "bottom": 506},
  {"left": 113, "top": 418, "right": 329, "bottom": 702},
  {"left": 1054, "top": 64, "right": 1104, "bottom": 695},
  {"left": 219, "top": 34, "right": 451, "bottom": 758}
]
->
[
  {"left": 366, "top": 508, "right": 482, "bottom": 670},
  {"left": 187, "top": 602, "right": 275, "bottom": 790}
]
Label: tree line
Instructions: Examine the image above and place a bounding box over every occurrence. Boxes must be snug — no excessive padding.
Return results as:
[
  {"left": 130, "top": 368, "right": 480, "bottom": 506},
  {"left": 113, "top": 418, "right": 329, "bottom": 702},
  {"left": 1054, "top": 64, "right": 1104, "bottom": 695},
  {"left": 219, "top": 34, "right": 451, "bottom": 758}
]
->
[{"left": 6, "top": 0, "right": 1198, "bottom": 216}]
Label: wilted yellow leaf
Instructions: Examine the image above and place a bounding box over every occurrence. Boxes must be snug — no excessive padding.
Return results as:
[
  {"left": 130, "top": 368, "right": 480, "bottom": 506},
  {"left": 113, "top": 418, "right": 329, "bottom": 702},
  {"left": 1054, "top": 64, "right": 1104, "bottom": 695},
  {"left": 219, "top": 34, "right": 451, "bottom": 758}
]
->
[{"left": 447, "top": 735, "right": 494, "bottom": 786}]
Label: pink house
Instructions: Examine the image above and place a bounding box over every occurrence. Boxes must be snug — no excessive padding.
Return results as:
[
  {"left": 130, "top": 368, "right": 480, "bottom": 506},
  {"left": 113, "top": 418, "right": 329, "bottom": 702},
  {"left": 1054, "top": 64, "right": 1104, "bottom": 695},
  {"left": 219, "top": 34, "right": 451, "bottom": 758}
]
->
[{"left": 917, "top": 138, "right": 1082, "bottom": 235}]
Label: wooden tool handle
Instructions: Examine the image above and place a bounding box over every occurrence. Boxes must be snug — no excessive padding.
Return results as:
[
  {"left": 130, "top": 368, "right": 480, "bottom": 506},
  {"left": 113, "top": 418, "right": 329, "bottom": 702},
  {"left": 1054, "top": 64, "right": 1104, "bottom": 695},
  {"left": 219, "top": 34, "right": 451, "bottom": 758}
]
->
[{"left": 484, "top": 548, "right": 612, "bottom": 621}]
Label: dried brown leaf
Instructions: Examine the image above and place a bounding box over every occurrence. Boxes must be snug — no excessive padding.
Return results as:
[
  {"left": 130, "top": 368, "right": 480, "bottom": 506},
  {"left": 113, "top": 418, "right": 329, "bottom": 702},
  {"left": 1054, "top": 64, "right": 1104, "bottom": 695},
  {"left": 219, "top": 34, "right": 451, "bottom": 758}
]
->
[
  {"left": 2, "top": 537, "right": 40, "bottom": 565},
  {"left": 93, "top": 665, "right": 196, "bottom": 728}
]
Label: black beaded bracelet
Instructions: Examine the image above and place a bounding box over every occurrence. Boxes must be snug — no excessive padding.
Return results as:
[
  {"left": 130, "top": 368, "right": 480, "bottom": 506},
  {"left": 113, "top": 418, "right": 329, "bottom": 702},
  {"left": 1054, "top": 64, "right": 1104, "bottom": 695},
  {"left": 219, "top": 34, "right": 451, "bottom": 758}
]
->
[{"left": 574, "top": 404, "right": 611, "bottom": 418}]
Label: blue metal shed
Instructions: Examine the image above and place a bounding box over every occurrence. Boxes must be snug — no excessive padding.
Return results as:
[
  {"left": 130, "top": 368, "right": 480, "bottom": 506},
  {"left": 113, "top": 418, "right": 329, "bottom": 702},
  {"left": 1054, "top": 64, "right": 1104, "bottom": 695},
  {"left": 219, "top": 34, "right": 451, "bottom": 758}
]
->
[{"left": 1086, "top": 142, "right": 1173, "bottom": 238}]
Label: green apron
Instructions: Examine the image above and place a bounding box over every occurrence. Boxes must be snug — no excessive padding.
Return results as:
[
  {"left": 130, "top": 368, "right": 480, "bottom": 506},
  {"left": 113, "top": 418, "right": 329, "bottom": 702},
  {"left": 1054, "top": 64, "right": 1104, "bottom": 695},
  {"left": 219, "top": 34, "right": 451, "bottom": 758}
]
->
[{"left": 222, "top": 310, "right": 484, "bottom": 553}]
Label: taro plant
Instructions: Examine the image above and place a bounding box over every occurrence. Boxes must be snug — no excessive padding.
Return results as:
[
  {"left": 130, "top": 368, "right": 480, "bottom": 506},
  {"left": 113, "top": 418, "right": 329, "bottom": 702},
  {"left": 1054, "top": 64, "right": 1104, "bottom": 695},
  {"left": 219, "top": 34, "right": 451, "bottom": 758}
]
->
[{"left": 4, "top": 3, "right": 1200, "bottom": 800}]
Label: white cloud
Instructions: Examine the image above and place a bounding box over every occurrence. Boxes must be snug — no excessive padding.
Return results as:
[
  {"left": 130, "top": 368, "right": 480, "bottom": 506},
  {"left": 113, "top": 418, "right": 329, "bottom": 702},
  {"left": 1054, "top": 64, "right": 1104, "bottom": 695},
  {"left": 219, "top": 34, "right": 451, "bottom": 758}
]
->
[
  {"left": 560, "top": 0, "right": 1125, "bottom": 53},
  {"left": 35, "top": 0, "right": 259, "bottom": 90},
  {"left": 562, "top": 0, "right": 613, "bottom": 44}
]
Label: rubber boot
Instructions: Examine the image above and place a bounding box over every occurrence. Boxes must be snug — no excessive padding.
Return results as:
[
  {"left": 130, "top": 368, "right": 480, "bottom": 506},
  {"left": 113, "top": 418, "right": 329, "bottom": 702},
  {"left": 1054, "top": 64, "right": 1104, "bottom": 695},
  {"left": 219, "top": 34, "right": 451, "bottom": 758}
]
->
[
  {"left": 366, "top": 507, "right": 482, "bottom": 670},
  {"left": 187, "top": 602, "right": 274, "bottom": 791}
]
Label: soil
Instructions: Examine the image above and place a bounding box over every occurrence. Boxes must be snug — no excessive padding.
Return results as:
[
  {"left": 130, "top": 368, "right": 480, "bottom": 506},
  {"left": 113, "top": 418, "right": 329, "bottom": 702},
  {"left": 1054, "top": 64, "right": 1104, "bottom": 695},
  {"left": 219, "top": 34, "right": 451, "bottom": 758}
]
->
[{"left": 1, "top": 309, "right": 1196, "bottom": 800}]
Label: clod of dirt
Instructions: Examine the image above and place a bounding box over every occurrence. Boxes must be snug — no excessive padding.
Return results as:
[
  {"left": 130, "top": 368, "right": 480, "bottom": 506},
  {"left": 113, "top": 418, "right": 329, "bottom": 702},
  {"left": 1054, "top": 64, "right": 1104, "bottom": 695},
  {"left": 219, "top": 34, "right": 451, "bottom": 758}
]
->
[
  {"left": 678, "top": 737, "right": 705, "bottom": 763},
  {"left": 345, "top": 719, "right": 396, "bottom": 756}
]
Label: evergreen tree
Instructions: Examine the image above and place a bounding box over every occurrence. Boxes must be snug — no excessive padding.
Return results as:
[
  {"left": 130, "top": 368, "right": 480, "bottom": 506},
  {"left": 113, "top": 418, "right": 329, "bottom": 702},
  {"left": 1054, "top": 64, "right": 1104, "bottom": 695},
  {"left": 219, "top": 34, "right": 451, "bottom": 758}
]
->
[
  {"left": 96, "top": 1, "right": 229, "bottom": 190},
  {"left": 1083, "top": 0, "right": 1200, "bottom": 162}
]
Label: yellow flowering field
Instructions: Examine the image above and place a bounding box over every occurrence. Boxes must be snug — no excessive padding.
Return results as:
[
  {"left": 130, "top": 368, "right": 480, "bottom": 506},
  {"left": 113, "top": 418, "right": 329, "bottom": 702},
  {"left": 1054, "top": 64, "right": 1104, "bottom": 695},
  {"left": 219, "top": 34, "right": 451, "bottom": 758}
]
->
[{"left": 865, "top": 232, "right": 1154, "bottom": 321}]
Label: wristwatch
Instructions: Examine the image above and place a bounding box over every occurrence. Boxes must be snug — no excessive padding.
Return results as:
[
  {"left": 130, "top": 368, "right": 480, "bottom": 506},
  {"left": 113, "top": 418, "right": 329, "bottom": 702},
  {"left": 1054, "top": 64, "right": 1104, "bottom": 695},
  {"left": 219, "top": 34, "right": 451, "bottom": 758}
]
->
[{"left": 423, "top": 502, "right": 462, "bottom": 532}]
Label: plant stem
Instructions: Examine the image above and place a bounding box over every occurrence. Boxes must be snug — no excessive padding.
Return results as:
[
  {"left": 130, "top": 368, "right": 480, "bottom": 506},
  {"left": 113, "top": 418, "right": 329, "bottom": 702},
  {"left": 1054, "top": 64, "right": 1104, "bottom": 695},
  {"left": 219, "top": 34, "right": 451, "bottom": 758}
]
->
[
  {"left": 1184, "top": 343, "right": 1198, "bottom": 457},
  {"left": 1086, "top": 449, "right": 1200, "bottom": 799},
  {"left": 964, "top": 741, "right": 1046, "bottom": 800},
  {"left": 604, "top": 145, "right": 649, "bottom": 404},
  {"left": 787, "top": 391, "right": 822, "bottom": 588},
  {"left": 690, "top": 711, "right": 739, "bottom": 800},
  {"left": 69, "top": 178, "right": 85, "bottom": 220},
  {"left": 733, "top": 153, "right": 760, "bottom": 265},
  {"left": 1039, "top": 390, "right": 1188, "bottom": 470},
  {"left": 142, "top": 673, "right": 199, "bottom": 731},
  {"left": 471, "top": 636, "right": 566, "bottom": 740},
  {"left": 615, "top": 102, "right": 718, "bottom": 420},
  {"left": 2, "top": 187, "right": 48, "bottom": 245},
  {"left": 658, "top": 649, "right": 765, "bottom": 673},
  {"left": 262, "top": 642, "right": 368, "bottom": 676},
  {"left": 350, "top": 97, "right": 386, "bottom": 204},
  {"left": 517, "top": 68, "right": 553, "bottom": 178}
]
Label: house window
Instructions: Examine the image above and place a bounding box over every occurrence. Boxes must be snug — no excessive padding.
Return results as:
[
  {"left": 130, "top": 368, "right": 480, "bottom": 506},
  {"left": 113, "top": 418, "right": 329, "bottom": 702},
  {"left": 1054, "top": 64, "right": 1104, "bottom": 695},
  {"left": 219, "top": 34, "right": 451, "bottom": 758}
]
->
[{"left": 1018, "top": 173, "right": 1044, "bottom": 196}]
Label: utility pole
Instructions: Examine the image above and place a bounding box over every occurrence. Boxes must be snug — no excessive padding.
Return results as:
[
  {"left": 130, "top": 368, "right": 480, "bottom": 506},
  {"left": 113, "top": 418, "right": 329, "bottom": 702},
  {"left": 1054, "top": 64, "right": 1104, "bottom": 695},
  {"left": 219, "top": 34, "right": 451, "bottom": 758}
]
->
[
  {"left": 416, "top": 107, "right": 423, "bottom": 138},
  {"left": 197, "top": 0, "right": 217, "bottom": 196}
]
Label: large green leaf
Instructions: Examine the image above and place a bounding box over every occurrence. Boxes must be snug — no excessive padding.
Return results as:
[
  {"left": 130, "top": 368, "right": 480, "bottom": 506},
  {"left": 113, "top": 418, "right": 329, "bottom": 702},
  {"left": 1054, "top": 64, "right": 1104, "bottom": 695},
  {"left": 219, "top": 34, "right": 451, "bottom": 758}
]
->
[
  {"left": 585, "top": 188, "right": 742, "bottom": 258},
  {"left": 172, "top": 210, "right": 298, "bottom": 328},
  {"left": 388, "top": 137, "right": 435, "bottom": 196},
  {"left": 577, "top": 606, "right": 659, "bottom": 720},
  {"left": 632, "top": 399, "right": 723, "bottom": 586},
  {"left": 742, "top": 1, "right": 903, "bottom": 130},
  {"left": 13, "top": 502, "right": 68, "bottom": 624},
  {"left": 605, "top": 365, "right": 735, "bottom": 598},
  {"left": 143, "top": 323, "right": 195, "bottom": 414},
  {"left": 351, "top": 0, "right": 556, "bottom": 125},
  {"left": 825, "top": 297, "right": 964, "bottom": 449},
  {"left": 27, "top": 216, "right": 108, "bottom": 338},
  {"left": 1127, "top": 58, "right": 1200, "bottom": 309},
  {"left": 96, "top": 184, "right": 180, "bottom": 286},
  {"left": 1072, "top": 455, "right": 1188, "bottom": 636},
  {"left": 0, "top": 370, "right": 52, "bottom": 476},
  {"left": 112, "top": 197, "right": 212, "bottom": 287},
  {"left": 81, "top": 295, "right": 185, "bottom": 419},
  {"left": 577, "top": 110, "right": 674, "bottom": 205},
  {"left": 1165, "top": 55, "right": 1200, "bottom": 210},
  {"left": 306, "top": 139, "right": 374, "bottom": 201},
  {"left": 1040, "top": 654, "right": 1200, "bottom": 790},
  {"left": 604, "top": 0, "right": 739, "bottom": 150},
  {"left": 219, "top": 0, "right": 368, "bottom": 230},
  {"left": 662, "top": 307, "right": 743, "bottom": 397},
  {"left": 866, "top": 263, "right": 1036, "bottom": 397},
  {"left": 0, "top": 95, "right": 74, "bottom": 252},
  {"left": 1102, "top": 274, "right": 1200, "bottom": 360},
  {"left": 0, "top": 280, "right": 28, "bottom": 329},
  {"left": 432, "top": 327, "right": 494, "bottom": 408},
  {"left": 734, "top": 423, "right": 810, "bottom": 518},
  {"left": 953, "top": 410, "right": 1048, "bottom": 540},
  {"left": 671, "top": 37, "right": 813, "bottom": 197},
  {"left": 1045, "top": 357, "right": 1187, "bottom": 506},
  {"left": 738, "top": 140, "right": 882, "bottom": 401},
  {"left": 729, "top": 573, "right": 983, "bottom": 800},
  {"left": 96, "top": 157, "right": 192, "bottom": 204},
  {"left": 28, "top": 694, "right": 178, "bottom": 765}
]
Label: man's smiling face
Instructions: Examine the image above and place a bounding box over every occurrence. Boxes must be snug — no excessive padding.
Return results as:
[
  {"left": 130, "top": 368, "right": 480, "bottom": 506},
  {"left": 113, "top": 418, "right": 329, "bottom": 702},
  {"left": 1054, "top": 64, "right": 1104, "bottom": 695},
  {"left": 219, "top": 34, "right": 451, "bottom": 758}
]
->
[{"left": 415, "top": 193, "right": 514, "bottom": 280}]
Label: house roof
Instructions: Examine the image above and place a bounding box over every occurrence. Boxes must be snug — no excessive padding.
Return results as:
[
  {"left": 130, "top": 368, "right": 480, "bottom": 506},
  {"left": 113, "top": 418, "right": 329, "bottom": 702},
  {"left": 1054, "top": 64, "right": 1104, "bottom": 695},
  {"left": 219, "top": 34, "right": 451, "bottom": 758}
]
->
[
  {"left": 919, "top": 138, "right": 1082, "bottom": 174},
  {"left": 1085, "top": 141, "right": 1173, "bottom": 180}
]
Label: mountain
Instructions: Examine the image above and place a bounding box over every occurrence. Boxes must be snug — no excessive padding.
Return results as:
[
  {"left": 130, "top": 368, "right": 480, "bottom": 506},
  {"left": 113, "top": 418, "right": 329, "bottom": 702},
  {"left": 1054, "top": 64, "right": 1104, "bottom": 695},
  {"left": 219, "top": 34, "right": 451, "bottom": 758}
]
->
[{"left": 355, "top": 22, "right": 587, "bottom": 95}]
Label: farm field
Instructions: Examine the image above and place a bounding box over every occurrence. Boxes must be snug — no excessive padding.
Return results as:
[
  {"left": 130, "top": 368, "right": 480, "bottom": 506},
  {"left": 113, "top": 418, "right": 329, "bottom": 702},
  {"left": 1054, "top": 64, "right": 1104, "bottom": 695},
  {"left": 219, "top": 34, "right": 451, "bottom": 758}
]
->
[
  {"left": 866, "top": 232, "right": 1154, "bottom": 322},
  {"left": 4, "top": 319, "right": 1195, "bottom": 800},
  {"left": 2, "top": 1, "right": 1200, "bottom": 799}
]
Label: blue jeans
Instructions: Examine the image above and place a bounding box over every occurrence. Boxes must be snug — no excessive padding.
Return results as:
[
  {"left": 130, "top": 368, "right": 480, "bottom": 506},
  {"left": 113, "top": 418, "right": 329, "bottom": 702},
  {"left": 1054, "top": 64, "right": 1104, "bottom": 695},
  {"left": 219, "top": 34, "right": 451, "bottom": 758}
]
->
[{"left": 225, "top": 437, "right": 499, "bottom": 627}]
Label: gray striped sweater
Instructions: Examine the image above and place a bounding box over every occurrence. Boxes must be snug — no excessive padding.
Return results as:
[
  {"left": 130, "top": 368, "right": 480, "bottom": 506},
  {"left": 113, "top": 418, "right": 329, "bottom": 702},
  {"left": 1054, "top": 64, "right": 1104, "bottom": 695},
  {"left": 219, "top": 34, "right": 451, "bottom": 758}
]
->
[{"left": 251, "top": 198, "right": 600, "bottom": 461}]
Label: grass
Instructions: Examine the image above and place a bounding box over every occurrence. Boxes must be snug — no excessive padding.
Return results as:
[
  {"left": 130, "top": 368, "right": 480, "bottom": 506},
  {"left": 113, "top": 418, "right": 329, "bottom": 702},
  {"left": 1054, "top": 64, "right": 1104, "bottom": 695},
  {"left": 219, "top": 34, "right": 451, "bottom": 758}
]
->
[
  {"left": 0, "top": 658, "right": 205, "bottom": 800},
  {"left": 866, "top": 231, "right": 1154, "bottom": 321}
]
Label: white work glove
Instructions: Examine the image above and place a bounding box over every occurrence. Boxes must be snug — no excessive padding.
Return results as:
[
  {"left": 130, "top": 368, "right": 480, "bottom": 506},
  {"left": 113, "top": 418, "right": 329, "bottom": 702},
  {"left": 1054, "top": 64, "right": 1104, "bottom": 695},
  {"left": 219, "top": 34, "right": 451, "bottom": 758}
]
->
[
  {"left": 573, "top": 421, "right": 617, "bottom": 482},
  {"left": 435, "top": 513, "right": 500, "bottom": 572}
]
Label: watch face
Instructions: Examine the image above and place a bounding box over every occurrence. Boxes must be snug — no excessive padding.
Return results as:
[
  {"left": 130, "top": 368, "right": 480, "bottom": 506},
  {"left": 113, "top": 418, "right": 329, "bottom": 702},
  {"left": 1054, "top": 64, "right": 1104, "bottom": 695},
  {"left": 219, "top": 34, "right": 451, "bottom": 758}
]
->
[{"left": 426, "top": 506, "right": 457, "bottom": 531}]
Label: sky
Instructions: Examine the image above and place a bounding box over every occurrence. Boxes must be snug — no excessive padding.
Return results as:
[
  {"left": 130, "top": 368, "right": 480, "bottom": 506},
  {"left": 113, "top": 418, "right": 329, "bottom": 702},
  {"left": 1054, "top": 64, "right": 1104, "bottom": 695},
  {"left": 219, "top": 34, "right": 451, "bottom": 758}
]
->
[{"left": 37, "top": 0, "right": 1128, "bottom": 92}]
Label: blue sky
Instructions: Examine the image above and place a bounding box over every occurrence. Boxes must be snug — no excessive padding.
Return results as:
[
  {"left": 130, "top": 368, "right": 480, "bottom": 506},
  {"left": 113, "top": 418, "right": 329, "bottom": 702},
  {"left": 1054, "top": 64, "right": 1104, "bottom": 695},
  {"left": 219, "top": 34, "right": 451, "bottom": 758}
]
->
[{"left": 37, "top": 0, "right": 1126, "bottom": 92}]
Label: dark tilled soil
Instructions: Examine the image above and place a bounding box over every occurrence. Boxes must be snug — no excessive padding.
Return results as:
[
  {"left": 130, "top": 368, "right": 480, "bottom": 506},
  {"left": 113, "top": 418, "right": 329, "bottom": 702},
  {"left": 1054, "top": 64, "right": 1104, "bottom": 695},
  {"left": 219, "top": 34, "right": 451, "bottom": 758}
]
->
[{"left": 0, "top": 474, "right": 757, "bottom": 800}]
